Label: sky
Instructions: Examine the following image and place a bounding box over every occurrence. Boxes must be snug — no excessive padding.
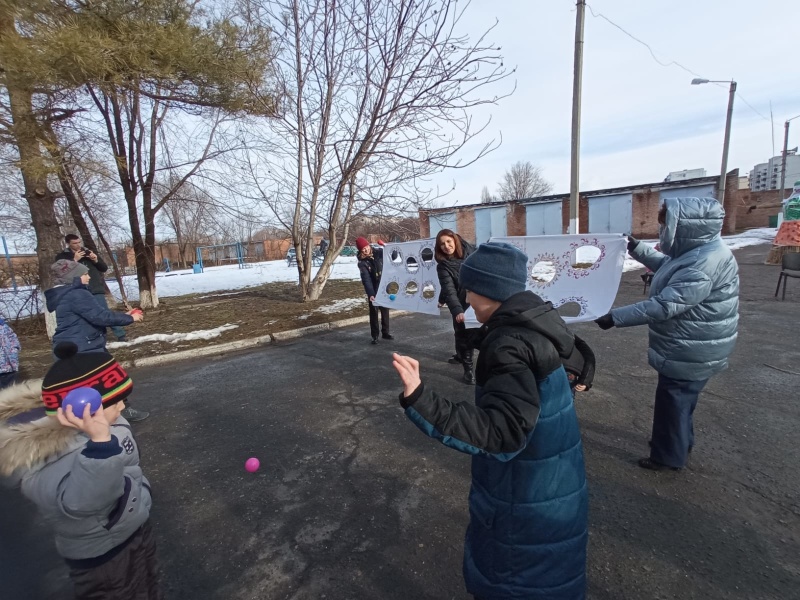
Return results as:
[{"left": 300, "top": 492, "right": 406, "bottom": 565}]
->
[{"left": 428, "top": 0, "right": 800, "bottom": 204}]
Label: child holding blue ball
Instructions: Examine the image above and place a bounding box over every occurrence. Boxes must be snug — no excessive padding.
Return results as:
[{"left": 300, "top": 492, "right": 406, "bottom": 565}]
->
[{"left": 0, "top": 342, "right": 162, "bottom": 599}]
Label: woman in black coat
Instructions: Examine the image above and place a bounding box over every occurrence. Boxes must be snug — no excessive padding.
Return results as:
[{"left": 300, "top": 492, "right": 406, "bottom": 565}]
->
[
  {"left": 435, "top": 229, "right": 476, "bottom": 384},
  {"left": 356, "top": 237, "right": 392, "bottom": 344}
]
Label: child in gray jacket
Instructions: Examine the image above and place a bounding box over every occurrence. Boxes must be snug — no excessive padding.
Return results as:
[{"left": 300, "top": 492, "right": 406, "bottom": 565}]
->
[{"left": 0, "top": 342, "right": 160, "bottom": 599}]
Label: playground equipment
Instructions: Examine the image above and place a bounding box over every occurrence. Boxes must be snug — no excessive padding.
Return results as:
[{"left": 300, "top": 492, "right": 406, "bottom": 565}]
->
[{"left": 194, "top": 242, "right": 251, "bottom": 273}]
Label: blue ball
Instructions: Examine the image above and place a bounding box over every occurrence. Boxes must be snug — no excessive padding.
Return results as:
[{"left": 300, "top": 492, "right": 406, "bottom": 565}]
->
[
  {"left": 389, "top": 294, "right": 396, "bottom": 301},
  {"left": 63, "top": 387, "right": 102, "bottom": 416}
]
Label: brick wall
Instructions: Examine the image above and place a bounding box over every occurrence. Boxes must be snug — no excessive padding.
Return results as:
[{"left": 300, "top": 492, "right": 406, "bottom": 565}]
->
[
  {"left": 418, "top": 209, "right": 431, "bottom": 238},
  {"left": 735, "top": 189, "right": 784, "bottom": 230},
  {"left": 456, "top": 209, "right": 476, "bottom": 243},
  {"left": 508, "top": 204, "right": 527, "bottom": 236},
  {"left": 559, "top": 198, "right": 589, "bottom": 233},
  {"left": 632, "top": 189, "right": 661, "bottom": 238}
]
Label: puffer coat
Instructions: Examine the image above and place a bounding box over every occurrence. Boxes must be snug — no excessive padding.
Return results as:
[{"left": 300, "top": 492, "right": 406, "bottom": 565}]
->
[
  {"left": 0, "top": 380, "right": 152, "bottom": 561},
  {"left": 401, "top": 292, "right": 588, "bottom": 599},
  {"left": 611, "top": 197, "right": 739, "bottom": 381},
  {"left": 44, "top": 279, "right": 133, "bottom": 353}
]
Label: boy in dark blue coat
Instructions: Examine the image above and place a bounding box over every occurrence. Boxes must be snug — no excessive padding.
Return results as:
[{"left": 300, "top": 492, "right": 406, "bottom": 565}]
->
[
  {"left": 45, "top": 260, "right": 142, "bottom": 354},
  {"left": 393, "top": 242, "right": 588, "bottom": 600}
]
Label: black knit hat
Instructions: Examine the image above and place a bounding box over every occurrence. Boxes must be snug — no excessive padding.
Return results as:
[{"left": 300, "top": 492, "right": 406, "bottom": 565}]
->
[
  {"left": 459, "top": 242, "right": 528, "bottom": 302},
  {"left": 41, "top": 343, "right": 133, "bottom": 415}
]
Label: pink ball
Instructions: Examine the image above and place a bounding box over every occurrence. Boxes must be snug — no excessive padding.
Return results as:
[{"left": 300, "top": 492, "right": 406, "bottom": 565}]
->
[{"left": 244, "top": 457, "right": 260, "bottom": 473}]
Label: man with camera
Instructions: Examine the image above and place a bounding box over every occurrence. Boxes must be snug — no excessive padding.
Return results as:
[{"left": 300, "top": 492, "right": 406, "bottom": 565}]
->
[{"left": 54, "top": 234, "right": 149, "bottom": 422}]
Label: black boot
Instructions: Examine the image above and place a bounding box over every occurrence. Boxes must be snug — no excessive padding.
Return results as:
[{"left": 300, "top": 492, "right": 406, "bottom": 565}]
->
[{"left": 462, "top": 349, "right": 476, "bottom": 385}]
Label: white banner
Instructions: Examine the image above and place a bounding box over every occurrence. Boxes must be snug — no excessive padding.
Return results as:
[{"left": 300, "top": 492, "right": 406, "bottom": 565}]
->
[
  {"left": 463, "top": 234, "right": 627, "bottom": 325},
  {"left": 372, "top": 235, "right": 627, "bottom": 324}
]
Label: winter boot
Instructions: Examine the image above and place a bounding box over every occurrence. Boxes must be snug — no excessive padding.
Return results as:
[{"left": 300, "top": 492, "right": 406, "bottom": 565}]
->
[{"left": 462, "top": 349, "right": 476, "bottom": 385}]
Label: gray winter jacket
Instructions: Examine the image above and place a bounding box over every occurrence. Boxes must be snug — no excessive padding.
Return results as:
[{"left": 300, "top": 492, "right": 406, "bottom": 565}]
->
[
  {"left": 611, "top": 197, "right": 739, "bottom": 381},
  {"left": 0, "top": 380, "right": 152, "bottom": 560}
]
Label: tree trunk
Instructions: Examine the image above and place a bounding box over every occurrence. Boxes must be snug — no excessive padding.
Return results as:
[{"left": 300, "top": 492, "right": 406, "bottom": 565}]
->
[{"left": 1, "top": 68, "right": 63, "bottom": 291}]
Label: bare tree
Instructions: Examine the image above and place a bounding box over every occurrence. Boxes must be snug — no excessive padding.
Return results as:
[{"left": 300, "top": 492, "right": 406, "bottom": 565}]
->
[
  {"left": 157, "top": 179, "right": 222, "bottom": 268},
  {"left": 244, "top": 0, "right": 513, "bottom": 300},
  {"left": 497, "top": 161, "right": 552, "bottom": 201},
  {"left": 480, "top": 185, "right": 496, "bottom": 204}
]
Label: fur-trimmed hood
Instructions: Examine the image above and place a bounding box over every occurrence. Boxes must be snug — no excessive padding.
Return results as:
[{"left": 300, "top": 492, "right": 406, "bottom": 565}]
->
[{"left": 0, "top": 379, "right": 85, "bottom": 478}]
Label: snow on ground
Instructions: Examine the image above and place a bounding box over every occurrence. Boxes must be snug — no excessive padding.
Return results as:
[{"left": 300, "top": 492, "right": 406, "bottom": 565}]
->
[
  {"left": 114, "top": 256, "right": 361, "bottom": 302},
  {"left": 314, "top": 297, "right": 364, "bottom": 314},
  {"left": 0, "top": 230, "right": 778, "bottom": 321},
  {"left": 106, "top": 324, "right": 240, "bottom": 350}
]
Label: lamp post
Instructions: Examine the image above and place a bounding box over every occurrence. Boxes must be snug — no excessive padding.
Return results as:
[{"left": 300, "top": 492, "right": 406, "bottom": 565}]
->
[{"left": 691, "top": 78, "right": 737, "bottom": 205}]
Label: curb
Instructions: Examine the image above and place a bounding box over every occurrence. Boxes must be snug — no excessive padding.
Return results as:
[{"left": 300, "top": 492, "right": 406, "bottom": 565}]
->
[{"left": 121, "top": 311, "right": 412, "bottom": 369}]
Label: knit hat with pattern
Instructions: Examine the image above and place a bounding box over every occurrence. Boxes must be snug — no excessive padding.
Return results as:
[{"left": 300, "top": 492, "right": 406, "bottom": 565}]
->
[{"left": 41, "top": 343, "right": 133, "bottom": 415}]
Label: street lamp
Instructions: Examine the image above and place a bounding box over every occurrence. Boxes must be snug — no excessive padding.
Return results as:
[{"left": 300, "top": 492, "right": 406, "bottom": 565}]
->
[{"left": 692, "top": 78, "right": 737, "bottom": 206}]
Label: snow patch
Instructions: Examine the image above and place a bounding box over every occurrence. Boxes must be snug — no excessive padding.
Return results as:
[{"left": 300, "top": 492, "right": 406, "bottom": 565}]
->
[
  {"left": 107, "top": 324, "right": 239, "bottom": 348},
  {"left": 314, "top": 298, "right": 363, "bottom": 314}
]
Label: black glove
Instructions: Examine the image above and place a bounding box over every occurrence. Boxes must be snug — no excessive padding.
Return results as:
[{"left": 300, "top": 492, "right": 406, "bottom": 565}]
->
[
  {"left": 595, "top": 313, "right": 615, "bottom": 330},
  {"left": 626, "top": 235, "right": 639, "bottom": 252}
]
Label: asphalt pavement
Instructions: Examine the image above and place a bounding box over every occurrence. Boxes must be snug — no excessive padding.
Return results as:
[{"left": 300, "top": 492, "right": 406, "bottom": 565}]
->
[{"left": 1, "top": 244, "right": 798, "bottom": 600}]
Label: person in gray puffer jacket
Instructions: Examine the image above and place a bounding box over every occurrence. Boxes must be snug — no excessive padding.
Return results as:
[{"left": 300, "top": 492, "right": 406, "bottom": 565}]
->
[
  {"left": 594, "top": 197, "right": 739, "bottom": 471},
  {"left": 0, "top": 343, "right": 161, "bottom": 599}
]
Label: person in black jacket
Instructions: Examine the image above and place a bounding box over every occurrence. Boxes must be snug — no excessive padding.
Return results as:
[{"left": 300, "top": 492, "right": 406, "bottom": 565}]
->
[
  {"left": 434, "top": 229, "right": 476, "bottom": 384},
  {"left": 55, "top": 234, "right": 126, "bottom": 342},
  {"left": 392, "top": 242, "right": 588, "bottom": 600},
  {"left": 355, "top": 237, "right": 393, "bottom": 344}
]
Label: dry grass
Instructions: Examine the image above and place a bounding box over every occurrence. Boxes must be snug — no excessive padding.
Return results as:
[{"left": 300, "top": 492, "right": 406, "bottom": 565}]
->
[{"left": 16, "top": 280, "right": 368, "bottom": 380}]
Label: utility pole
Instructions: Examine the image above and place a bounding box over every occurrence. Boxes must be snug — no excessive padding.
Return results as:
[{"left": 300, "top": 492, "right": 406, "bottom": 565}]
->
[
  {"left": 778, "top": 114, "right": 800, "bottom": 198},
  {"left": 569, "top": 0, "right": 586, "bottom": 234},
  {"left": 779, "top": 120, "right": 790, "bottom": 199},
  {"left": 717, "top": 81, "right": 736, "bottom": 206}
]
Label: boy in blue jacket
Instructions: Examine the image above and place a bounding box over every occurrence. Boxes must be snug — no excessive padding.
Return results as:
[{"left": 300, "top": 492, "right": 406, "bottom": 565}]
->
[
  {"left": 393, "top": 242, "right": 588, "bottom": 600},
  {"left": 45, "top": 260, "right": 142, "bottom": 354}
]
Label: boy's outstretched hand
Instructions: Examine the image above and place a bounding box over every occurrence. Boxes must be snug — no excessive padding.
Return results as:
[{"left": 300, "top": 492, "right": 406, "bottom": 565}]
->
[
  {"left": 56, "top": 404, "right": 112, "bottom": 443},
  {"left": 392, "top": 353, "right": 421, "bottom": 398}
]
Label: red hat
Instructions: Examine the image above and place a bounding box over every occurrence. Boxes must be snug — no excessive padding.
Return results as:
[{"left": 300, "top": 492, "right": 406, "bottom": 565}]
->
[{"left": 355, "top": 237, "right": 370, "bottom": 251}]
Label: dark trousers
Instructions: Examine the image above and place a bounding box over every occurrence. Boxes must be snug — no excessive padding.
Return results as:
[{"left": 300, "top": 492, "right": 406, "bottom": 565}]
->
[
  {"left": 452, "top": 316, "right": 473, "bottom": 369},
  {"left": 93, "top": 293, "right": 126, "bottom": 340},
  {"left": 368, "top": 300, "right": 390, "bottom": 340},
  {"left": 649, "top": 374, "right": 709, "bottom": 468},
  {"left": 0, "top": 371, "right": 18, "bottom": 389},
  {"left": 68, "top": 521, "right": 162, "bottom": 600}
]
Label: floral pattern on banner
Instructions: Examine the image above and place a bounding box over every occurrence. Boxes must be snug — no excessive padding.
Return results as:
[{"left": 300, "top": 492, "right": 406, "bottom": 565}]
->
[
  {"left": 554, "top": 296, "right": 590, "bottom": 318},
  {"left": 421, "top": 280, "right": 438, "bottom": 303},
  {"left": 528, "top": 253, "right": 562, "bottom": 288},
  {"left": 564, "top": 238, "right": 606, "bottom": 279}
]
